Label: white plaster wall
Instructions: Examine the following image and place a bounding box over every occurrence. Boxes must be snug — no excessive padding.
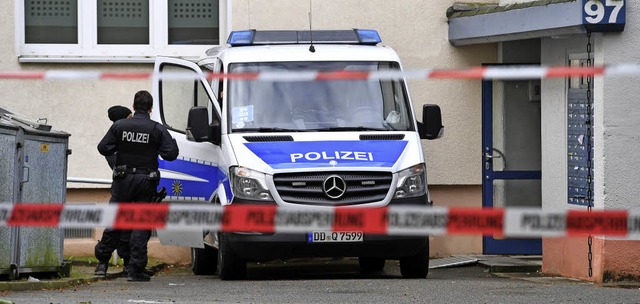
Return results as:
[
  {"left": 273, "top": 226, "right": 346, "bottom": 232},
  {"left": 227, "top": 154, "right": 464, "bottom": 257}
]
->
[
  {"left": 540, "top": 36, "right": 574, "bottom": 210},
  {"left": 542, "top": 9, "right": 640, "bottom": 212},
  {"left": 599, "top": 2, "right": 640, "bottom": 210},
  {"left": 0, "top": 3, "right": 153, "bottom": 189},
  {"left": 1, "top": 1, "right": 496, "bottom": 188}
]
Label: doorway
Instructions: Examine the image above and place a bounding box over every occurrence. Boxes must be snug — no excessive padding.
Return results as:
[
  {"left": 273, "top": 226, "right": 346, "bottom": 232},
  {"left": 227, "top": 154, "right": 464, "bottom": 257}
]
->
[{"left": 481, "top": 78, "right": 542, "bottom": 254}]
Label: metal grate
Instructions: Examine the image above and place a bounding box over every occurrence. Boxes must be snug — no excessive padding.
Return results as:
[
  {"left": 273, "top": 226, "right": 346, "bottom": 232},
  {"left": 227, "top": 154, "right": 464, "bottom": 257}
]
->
[
  {"left": 63, "top": 228, "right": 157, "bottom": 238},
  {"left": 359, "top": 134, "right": 405, "bottom": 141},
  {"left": 273, "top": 171, "right": 392, "bottom": 206},
  {"left": 63, "top": 228, "right": 93, "bottom": 239},
  {"left": 244, "top": 135, "right": 293, "bottom": 142}
]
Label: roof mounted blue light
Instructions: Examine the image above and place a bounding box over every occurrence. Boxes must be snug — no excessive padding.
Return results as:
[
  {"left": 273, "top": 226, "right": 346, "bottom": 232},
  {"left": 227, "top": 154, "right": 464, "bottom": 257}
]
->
[
  {"left": 355, "top": 29, "right": 382, "bottom": 45},
  {"left": 226, "top": 29, "right": 382, "bottom": 47},
  {"left": 228, "top": 30, "right": 255, "bottom": 46}
]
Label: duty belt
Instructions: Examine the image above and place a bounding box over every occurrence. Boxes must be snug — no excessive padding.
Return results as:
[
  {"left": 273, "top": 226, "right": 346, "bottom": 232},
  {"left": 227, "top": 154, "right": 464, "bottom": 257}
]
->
[
  {"left": 124, "top": 167, "right": 154, "bottom": 174},
  {"left": 113, "top": 165, "right": 159, "bottom": 180}
]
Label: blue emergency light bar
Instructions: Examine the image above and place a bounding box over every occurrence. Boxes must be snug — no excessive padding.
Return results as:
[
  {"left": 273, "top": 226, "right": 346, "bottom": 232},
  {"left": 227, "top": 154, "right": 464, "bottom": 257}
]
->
[{"left": 227, "top": 29, "right": 382, "bottom": 46}]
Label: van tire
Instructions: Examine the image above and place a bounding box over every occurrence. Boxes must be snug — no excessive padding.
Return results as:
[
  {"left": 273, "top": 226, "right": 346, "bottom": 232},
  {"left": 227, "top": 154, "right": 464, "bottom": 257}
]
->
[
  {"left": 399, "top": 240, "right": 429, "bottom": 278},
  {"left": 191, "top": 245, "right": 218, "bottom": 275},
  {"left": 358, "top": 257, "right": 385, "bottom": 273},
  {"left": 217, "top": 233, "right": 247, "bottom": 280}
]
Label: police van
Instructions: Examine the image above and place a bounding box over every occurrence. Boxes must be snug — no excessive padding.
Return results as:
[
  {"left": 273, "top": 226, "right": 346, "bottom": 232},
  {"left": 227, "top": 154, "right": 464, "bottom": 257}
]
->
[{"left": 151, "top": 29, "right": 443, "bottom": 280}]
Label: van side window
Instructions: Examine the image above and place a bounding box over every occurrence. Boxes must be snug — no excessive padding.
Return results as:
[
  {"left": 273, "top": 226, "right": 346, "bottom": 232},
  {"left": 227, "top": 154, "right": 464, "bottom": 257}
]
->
[{"left": 160, "top": 63, "right": 213, "bottom": 133}]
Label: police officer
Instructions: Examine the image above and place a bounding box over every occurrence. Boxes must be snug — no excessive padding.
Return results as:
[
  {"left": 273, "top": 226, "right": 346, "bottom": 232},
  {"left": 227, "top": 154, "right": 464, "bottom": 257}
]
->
[
  {"left": 96, "top": 90, "right": 179, "bottom": 282},
  {"left": 104, "top": 105, "right": 132, "bottom": 168},
  {"left": 94, "top": 105, "right": 133, "bottom": 277}
]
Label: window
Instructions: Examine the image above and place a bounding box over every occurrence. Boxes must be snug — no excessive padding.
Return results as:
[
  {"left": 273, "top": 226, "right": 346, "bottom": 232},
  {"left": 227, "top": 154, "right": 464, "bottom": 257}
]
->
[
  {"left": 227, "top": 61, "right": 414, "bottom": 132},
  {"left": 24, "top": 1, "right": 78, "bottom": 44},
  {"left": 18, "top": 0, "right": 229, "bottom": 62},
  {"left": 160, "top": 64, "right": 199, "bottom": 132},
  {"left": 97, "top": 1, "right": 149, "bottom": 44},
  {"left": 159, "top": 63, "right": 216, "bottom": 134}
]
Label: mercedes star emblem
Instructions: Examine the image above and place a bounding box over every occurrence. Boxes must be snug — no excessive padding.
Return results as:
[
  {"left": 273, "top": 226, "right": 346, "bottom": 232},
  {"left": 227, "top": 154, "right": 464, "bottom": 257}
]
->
[{"left": 323, "top": 175, "right": 347, "bottom": 199}]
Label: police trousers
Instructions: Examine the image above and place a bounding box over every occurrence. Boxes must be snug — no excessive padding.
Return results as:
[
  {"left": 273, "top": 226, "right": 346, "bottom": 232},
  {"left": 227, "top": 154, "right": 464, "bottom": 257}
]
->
[{"left": 95, "top": 172, "right": 157, "bottom": 273}]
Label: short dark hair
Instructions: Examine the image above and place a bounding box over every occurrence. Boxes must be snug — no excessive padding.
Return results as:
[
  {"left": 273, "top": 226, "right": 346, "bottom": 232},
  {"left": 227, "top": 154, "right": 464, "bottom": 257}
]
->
[{"left": 133, "top": 90, "right": 153, "bottom": 112}]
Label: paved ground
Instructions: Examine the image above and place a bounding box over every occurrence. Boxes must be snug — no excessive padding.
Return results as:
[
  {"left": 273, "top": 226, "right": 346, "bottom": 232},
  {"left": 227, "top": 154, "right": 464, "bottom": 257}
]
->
[
  {"left": 2, "top": 257, "right": 640, "bottom": 304},
  {"left": 1, "top": 255, "right": 638, "bottom": 299}
]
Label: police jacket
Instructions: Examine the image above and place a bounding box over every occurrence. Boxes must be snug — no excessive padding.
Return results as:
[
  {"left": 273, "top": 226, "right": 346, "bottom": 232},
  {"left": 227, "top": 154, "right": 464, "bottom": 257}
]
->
[{"left": 97, "top": 111, "right": 179, "bottom": 170}]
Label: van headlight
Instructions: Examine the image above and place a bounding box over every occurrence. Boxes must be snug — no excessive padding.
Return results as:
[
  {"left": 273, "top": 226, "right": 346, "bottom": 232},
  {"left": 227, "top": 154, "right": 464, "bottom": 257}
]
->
[
  {"left": 394, "top": 164, "right": 426, "bottom": 199},
  {"left": 230, "top": 166, "right": 273, "bottom": 201}
]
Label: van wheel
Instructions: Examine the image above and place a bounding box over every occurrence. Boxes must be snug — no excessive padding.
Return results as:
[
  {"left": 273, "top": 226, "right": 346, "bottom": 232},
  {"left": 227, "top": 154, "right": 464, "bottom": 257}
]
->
[
  {"left": 217, "top": 233, "right": 247, "bottom": 280},
  {"left": 358, "top": 257, "right": 385, "bottom": 273},
  {"left": 399, "top": 240, "right": 429, "bottom": 278},
  {"left": 191, "top": 245, "right": 218, "bottom": 275}
]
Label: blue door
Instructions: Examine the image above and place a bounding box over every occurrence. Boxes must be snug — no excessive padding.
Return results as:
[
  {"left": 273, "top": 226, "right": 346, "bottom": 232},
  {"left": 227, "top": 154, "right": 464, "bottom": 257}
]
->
[{"left": 482, "top": 79, "right": 542, "bottom": 255}]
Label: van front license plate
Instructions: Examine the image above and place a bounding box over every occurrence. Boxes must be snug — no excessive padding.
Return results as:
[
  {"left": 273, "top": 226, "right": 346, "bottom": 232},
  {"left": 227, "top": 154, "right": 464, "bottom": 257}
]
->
[{"left": 308, "top": 231, "right": 364, "bottom": 243}]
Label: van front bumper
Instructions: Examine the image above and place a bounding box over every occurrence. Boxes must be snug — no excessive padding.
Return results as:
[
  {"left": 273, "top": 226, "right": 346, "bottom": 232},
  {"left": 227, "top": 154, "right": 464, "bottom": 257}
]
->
[
  {"left": 226, "top": 232, "right": 428, "bottom": 261},
  {"left": 227, "top": 194, "right": 430, "bottom": 261}
]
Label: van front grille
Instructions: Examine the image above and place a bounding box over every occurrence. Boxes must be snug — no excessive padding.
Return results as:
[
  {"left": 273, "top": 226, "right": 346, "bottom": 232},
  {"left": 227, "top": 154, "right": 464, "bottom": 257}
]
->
[{"left": 273, "top": 171, "right": 392, "bottom": 206}]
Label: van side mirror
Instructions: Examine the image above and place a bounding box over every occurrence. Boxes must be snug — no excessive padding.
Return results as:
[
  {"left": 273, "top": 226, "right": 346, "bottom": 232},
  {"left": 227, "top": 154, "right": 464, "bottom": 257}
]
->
[
  {"left": 187, "top": 106, "right": 221, "bottom": 145},
  {"left": 417, "top": 104, "right": 444, "bottom": 140}
]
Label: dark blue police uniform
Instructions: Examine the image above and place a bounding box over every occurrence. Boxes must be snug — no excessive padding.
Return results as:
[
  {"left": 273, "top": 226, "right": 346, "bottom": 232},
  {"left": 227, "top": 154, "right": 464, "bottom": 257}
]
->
[{"left": 96, "top": 108, "right": 178, "bottom": 281}]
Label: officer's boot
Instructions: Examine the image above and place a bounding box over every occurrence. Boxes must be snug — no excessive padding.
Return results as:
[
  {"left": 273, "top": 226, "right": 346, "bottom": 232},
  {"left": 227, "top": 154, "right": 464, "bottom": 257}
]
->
[
  {"left": 94, "top": 263, "right": 108, "bottom": 276},
  {"left": 122, "top": 259, "right": 130, "bottom": 277},
  {"left": 127, "top": 266, "right": 151, "bottom": 282}
]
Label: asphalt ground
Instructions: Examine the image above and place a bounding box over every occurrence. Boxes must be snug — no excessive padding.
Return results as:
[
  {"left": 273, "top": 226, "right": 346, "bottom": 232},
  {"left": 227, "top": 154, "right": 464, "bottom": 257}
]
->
[
  {"left": 1, "top": 256, "right": 639, "bottom": 304},
  {"left": 0, "top": 255, "right": 541, "bottom": 292}
]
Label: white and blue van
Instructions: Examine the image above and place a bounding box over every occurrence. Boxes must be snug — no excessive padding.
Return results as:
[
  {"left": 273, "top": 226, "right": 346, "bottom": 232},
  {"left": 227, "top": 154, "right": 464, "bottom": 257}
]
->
[{"left": 151, "top": 29, "right": 443, "bottom": 280}]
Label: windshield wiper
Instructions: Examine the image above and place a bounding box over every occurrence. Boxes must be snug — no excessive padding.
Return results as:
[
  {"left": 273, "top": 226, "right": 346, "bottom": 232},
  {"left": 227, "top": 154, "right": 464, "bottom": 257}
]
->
[
  {"left": 307, "top": 126, "right": 389, "bottom": 132},
  {"left": 232, "top": 127, "right": 308, "bottom": 133}
]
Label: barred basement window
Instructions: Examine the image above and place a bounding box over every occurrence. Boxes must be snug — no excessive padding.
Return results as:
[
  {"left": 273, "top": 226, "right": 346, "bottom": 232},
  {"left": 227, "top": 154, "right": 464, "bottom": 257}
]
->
[{"left": 63, "top": 228, "right": 93, "bottom": 239}]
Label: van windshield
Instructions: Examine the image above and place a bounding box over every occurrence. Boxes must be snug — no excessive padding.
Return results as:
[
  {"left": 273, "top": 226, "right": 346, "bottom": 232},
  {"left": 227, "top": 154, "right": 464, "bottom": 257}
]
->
[{"left": 227, "top": 61, "right": 414, "bottom": 133}]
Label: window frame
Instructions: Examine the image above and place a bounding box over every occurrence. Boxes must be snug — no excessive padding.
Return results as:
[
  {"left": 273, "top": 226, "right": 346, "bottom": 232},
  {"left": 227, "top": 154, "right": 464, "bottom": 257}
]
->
[{"left": 16, "top": 0, "right": 231, "bottom": 63}]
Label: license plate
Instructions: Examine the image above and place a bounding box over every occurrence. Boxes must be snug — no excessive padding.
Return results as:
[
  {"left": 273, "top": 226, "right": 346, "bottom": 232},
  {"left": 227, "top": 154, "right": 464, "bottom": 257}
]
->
[{"left": 307, "top": 231, "right": 363, "bottom": 243}]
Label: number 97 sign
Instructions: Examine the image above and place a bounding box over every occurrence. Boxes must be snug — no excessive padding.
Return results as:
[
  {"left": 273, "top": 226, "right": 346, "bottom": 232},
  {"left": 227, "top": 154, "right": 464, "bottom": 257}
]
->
[{"left": 583, "top": 0, "right": 625, "bottom": 32}]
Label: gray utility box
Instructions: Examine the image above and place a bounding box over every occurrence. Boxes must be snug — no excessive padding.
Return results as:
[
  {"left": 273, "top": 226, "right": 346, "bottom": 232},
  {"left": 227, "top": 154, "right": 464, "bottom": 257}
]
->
[{"left": 0, "top": 107, "right": 70, "bottom": 279}]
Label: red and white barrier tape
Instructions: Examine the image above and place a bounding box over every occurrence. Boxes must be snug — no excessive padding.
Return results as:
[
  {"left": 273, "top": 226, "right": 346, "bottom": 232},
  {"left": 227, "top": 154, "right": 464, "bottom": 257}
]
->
[
  {"left": 2, "top": 64, "right": 640, "bottom": 81},
  {"left": 2, "top": 203, "right": 640, "bottom": 238}
]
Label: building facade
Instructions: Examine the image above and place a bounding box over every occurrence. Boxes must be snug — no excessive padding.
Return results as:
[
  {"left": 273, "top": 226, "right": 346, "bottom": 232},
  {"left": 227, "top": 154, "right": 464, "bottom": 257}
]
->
[
  {"left": 5, "top": 0, "right": 637, "bottom": 283},
  {"left": 449, "top": 0, "right": 639, "bottom": 282},
  {"left": 2, "top": 0, "right": 496, "bottom": 263}
]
